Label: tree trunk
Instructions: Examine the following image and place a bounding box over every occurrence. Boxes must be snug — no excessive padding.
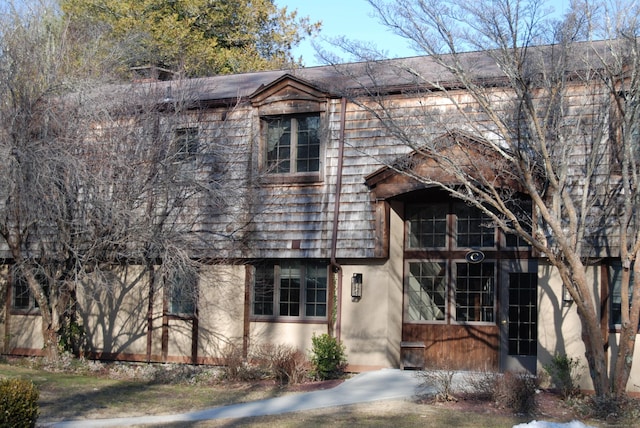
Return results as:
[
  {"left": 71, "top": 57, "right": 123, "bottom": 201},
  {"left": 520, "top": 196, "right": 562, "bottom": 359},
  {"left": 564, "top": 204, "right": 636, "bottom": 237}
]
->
[
  {"left": 612, "top": 263, "right": 640, "bottom": 395},
  {"left": 42, "top": 323, "right": 60, "bottom": 361},
  {"left": 576, "top": 300, "right": 610, "bottom": 396}
]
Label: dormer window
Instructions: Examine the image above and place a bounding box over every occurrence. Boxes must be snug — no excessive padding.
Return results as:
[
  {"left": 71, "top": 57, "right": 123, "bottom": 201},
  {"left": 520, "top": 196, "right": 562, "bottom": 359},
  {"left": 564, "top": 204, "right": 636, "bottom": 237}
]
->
[
  {"left": 265, "top": 114, "right": 320, "bottom": 174},
  {"left": 250, "top": 74, "right": 328, "bottom": 184}
]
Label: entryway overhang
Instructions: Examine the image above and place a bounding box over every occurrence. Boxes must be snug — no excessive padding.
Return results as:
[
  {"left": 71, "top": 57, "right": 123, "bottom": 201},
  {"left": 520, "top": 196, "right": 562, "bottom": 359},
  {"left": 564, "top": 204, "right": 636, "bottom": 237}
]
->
[{"left": 365, "top": 130, "right": 522, "bottom": 200}]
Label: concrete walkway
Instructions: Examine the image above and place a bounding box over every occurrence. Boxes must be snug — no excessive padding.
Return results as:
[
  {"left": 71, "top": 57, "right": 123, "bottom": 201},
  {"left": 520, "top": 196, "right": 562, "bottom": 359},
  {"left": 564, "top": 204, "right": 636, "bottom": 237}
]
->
[{"left": 42, "top": 369, "right": 437, "bottom": 428}]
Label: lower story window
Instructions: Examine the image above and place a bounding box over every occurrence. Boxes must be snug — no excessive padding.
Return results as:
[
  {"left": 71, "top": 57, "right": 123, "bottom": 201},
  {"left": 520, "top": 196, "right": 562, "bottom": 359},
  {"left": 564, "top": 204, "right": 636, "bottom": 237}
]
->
[
  {"left": 253, "top": 261, "right": 328, "bottom": 319},
  {"left": 609, "top": 261, "right": 637, "bottom": 329},
  {"left": 11, "top": 267, "right": 49, "bottom": 312},
  {"left": 166, "top": 269, "right": 198, "bottom": 316},
  {"left": 406, "top": 260, "right": 495, "bottom": 323}
]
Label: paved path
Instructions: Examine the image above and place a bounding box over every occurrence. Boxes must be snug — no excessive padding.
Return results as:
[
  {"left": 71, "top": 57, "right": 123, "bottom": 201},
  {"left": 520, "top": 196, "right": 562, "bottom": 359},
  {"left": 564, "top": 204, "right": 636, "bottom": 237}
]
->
[{"left": 43, "top": 369, "right": 437, "bottom": 428}]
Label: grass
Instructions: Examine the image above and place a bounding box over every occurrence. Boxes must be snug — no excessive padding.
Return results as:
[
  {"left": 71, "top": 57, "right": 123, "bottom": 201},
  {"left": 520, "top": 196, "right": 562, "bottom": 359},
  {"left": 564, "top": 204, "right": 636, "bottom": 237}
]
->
[
  {"left": 0, "top": 358, "right": 600, "bottom": 428},
  {"left": 141, "top": 403, "right": 530, "bottom": 428},
  {"left": 0, "top": 361, "right": 288, "bottom": 423}
]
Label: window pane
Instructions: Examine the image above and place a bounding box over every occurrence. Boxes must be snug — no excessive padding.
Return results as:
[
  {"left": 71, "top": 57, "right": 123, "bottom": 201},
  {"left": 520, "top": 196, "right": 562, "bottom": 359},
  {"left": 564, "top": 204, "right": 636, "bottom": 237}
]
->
[
  {"left": 266, "top": 118, "right": 291, "bottom": 173},
  {"left": 508, "top": 273, "right": 537, "bottom": 356},
  {"left": 12, "top": 276, "right": 31, "bottom": 310},
  {"left": 12, "top": 269, "right": 48, "bottom": 310},
  {"left": 609, "top": 263, "right": 635, "bottom": 327},
  {"left": 406, "top": 204, "right": 448, "bottom": 248},
  {"left": 455, "top": 203, "right": 495, "bottom": 248},
  {"left": 279, "top": 263, "right": 301, "bottom": 316},
  {"left": 168, "top": 270, "right": 197, "bottom": 315},
  {"left": 296, "top": 115, "right": 320, "bottom": 172},
  {"left": 505, "top": 200, "right": 532, "bottom": 248},
  {"left": 253, "top": 265, "right": 275, "bottom": 316},
  {"left": 305, "top": 263, "right": 327, "bottom": 317},
  {"left": 174, "top": 127, "right": 199, "bottom": 161},
  {"left": 455, "top": 262, "right": 495, "bottom": 322},
  {"left": 407, "top": 262, "right": 447, "bottom": 321}
]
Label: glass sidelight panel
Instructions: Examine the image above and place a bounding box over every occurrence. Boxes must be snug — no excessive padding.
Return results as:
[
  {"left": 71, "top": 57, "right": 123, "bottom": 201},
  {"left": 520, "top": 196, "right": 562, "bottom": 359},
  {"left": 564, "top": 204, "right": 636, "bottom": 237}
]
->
[
  {"left": 407, "top": 261, "right": 447, "bottom": 321},
  {"left": 508, "top": 272, "right": 537, "bottom": 356}
]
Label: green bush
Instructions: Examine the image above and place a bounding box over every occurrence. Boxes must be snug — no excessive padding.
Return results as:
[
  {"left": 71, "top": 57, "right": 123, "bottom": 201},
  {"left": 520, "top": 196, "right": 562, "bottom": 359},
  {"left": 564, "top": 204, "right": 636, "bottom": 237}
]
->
[
  {"left": 0, "top": 378, "right": 39, "bottom": 428},
  {"left": 309, "top": 333, "right": 347, "bottom": 380},
  {"left": 544, "top": 353, "right": 582, "bottom": 399}
]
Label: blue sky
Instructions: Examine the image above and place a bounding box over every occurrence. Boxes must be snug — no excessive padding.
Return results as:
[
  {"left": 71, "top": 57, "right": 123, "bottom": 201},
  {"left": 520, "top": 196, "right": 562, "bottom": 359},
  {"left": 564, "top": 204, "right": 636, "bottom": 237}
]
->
[
  {"left": 276, "top": 0, "right": 570, "bottom": 67},
  {"left": 275, "top": 0, "right": 417, "bottom": 66}
]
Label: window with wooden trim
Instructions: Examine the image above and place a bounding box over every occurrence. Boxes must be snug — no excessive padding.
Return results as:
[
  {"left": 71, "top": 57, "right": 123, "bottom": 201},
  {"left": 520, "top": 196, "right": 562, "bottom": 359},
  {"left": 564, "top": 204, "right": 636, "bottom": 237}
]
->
[
  {"left": 11, "top": 268, "right": 48, "bottom": 313},
  {"left": 174, "top": 127, "right": 199, "bottom": 162},
  {"left": 166, "top": 269, "right": 198, "bottom": 316},
  {"left": 264, "top": 114, "right": 321, "bottom": 175},
  {"left": 404, "top": 198, "right": 530, "bottom": 324},
  {"left": 252, "top": 261, "right": 327, "bottom": 320},
  {"left": 609, "top": 261, "right": 638, "bottom": 329}
]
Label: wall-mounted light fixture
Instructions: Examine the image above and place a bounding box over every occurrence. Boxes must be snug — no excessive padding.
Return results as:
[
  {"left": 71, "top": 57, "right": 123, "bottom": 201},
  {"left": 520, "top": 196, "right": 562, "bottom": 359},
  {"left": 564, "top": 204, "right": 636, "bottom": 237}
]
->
[
  {"left": 562, "top": 286, "right": 573, "bottom": 304},
  {"left": 351, "top": 273, "right": 363, "bottom": 300}
]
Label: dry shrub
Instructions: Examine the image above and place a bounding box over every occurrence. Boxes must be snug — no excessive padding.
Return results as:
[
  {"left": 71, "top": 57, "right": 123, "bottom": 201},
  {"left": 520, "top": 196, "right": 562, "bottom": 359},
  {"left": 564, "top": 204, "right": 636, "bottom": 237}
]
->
[
  {"left": 255, "top": 343, "right": 310, "bottom": 385},
  {"left": 465, "top": 370, "right": 500, "bottom": 400},
  {"left": 465, "top": 370, "right": 538, "bottom": 414},
  {"left": 493, "top": 371, "right": 538, "bottom": 414},
  {"left": 573, "top": 393, "right": 640, "bottom": 425},
  {"left": 419, "top": 368, "right": 458, "bottom": 401},
  {"left": 221, "top": 344, "right": 267, "bottom": 381}
]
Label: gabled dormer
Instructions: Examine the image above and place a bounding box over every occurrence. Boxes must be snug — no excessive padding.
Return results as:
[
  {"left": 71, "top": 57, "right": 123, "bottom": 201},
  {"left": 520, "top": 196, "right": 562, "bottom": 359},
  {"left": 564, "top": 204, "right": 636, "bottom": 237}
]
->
[
  {"left": 250, "top": 74, "right": 330, "bottom": 184},
  {"left": 250, "top": 74, "right": 328, "bottom": 115}
]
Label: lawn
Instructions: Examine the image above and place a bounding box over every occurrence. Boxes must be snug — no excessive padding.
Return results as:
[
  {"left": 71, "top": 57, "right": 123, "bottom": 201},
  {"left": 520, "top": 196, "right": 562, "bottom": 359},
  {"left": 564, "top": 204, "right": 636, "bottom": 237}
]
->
[{"left": 0, "top": 359, "right": 609, "bottom": 428}]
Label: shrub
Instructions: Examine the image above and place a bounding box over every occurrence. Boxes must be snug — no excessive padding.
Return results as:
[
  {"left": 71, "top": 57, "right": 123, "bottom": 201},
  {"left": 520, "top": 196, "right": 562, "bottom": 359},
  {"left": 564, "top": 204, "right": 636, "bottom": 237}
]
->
[
  {"left": 493, "top": 371, "right": 538, "bottom": 414},
  {"left": 0, "top": 378, "right": 39, "bottom": 428},
  {"left": 419, "top": 368, "right": 458, "bottom": 401},
  {"left": 309, "top": 333, "right": 347, "bottom": 380},
  {"left": 222, "top": 344, "right": 269, "bottom": 382},
  {"left": 465, "top": 370, "right": 500, "bottom": 401},
  {"left": 257, "top": 344, "right": 309, "bottom": 385},
  {"left": 57, "top": 320, "right": 87, "bottom": 357},
  {"left": 565, "top": 393, "right": 639, "bottom": 424},
  {"left": 543, "top": 353, "right": 582, "bottom": 399}
]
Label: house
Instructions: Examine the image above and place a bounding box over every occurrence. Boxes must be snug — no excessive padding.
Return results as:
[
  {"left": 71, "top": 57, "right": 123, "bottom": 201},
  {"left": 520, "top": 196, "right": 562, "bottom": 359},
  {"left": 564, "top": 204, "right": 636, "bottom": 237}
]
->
[{"left": 2, "top": 40, "right": 639, "bottom": 394}]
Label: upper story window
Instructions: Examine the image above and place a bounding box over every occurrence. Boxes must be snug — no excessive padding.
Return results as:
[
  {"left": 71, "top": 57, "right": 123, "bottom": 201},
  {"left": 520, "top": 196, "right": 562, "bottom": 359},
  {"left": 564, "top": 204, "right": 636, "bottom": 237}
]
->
[
  {"left": 264, "top": 114, "right": 321, "bottom": 175},
  {"left": 249, "top": 75, "right": 328, "bottom": 184},
  {"left": 174, "top": 127, "right": 199, "bottom": 162}
]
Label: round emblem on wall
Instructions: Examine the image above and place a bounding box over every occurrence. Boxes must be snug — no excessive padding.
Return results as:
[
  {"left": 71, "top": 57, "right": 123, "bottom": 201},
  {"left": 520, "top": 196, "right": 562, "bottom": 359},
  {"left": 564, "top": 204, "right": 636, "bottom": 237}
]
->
[{"left": 465, "top": 250, "right": 485, "bottom": 263}]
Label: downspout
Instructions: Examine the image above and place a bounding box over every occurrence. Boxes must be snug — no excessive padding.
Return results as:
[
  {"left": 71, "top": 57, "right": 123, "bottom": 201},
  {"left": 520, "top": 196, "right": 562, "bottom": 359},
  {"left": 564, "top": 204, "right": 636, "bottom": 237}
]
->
[{"left": 330, "top": 97, "right": 347, "bottom": 340}]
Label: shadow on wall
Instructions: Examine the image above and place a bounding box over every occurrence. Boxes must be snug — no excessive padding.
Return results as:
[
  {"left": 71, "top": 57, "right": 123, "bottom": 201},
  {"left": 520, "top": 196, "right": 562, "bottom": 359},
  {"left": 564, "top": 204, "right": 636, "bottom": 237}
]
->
[
  {"left": 536, "top": 263, "right": 595, "bottom": 388},
  {"left": 79, "top": 267, "right": 153, "bottom": 359}
]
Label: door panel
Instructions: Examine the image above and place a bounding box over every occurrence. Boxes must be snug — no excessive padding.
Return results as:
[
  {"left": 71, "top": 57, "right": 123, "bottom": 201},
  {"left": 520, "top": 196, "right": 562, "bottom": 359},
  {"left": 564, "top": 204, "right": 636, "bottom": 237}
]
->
[{"left": 500, "top": 261, "right": 538, "bottom": 373}]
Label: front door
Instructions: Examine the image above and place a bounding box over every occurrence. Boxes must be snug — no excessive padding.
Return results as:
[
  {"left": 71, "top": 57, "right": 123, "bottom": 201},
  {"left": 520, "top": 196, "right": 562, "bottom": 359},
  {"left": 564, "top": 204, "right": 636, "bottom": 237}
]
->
[{"left": 499, "top": 260, "right": 538, "bottom": 373}]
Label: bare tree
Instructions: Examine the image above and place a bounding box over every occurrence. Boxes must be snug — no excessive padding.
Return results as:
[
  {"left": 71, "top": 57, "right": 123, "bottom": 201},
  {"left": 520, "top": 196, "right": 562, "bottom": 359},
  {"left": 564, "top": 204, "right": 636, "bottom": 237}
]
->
[
  {"left": 322, "top": 0, "right": 640, "bottom": 398},
  {"left": 0, "top": 1, "right": 256, "bottom": 359}
]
